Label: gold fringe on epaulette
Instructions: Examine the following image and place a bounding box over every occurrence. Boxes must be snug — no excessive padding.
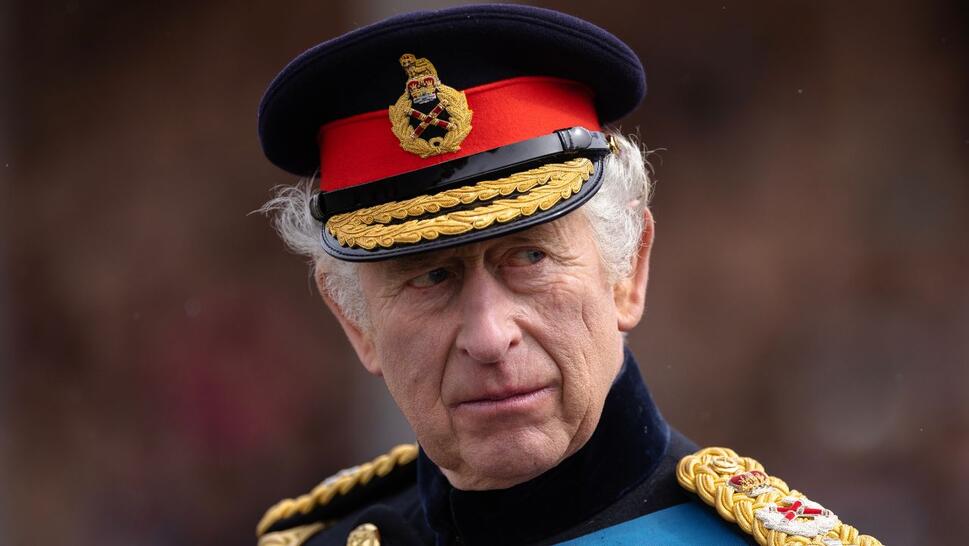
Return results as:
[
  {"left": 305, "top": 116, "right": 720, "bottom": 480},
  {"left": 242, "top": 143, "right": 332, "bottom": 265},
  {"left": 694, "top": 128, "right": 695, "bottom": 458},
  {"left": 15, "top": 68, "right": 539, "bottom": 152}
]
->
[
  {"left": 677, "top": 447, "right": 883, "bottom": 546},
  {"left": 256, "top": 444, "right": 419, "bottom": 537}
]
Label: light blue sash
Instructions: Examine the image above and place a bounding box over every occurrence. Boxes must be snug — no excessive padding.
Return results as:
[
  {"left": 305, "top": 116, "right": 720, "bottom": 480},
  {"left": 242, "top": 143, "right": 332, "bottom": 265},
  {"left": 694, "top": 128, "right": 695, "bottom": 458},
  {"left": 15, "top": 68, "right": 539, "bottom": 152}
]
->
[{"left": 557, "top": 501, "right": 749, "bottom": 545}]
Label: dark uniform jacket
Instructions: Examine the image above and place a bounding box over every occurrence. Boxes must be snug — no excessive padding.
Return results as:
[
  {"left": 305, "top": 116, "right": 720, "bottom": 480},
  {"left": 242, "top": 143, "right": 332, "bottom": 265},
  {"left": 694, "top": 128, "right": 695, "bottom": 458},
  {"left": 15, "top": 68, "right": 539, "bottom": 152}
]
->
[{"left": 257, "top": 350, "right": 755, "bottom": 545}]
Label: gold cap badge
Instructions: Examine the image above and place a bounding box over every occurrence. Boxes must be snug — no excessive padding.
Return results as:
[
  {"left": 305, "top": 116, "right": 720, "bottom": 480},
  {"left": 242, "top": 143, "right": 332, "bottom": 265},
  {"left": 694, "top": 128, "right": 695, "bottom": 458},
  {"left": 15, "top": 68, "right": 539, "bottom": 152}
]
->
[{"left": 389, "top": 54, "right": 472, "bottom": 158}]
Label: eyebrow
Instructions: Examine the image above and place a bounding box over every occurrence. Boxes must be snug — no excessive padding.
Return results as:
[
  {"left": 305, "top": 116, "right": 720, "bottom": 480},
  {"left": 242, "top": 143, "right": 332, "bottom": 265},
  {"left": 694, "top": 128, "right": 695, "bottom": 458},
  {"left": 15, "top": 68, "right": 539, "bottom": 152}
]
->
[
  {"left": 502, "top": 227, "right": 558, "bottom": 246},
  {"left": 389, "top": 254, "right": 436, "bottom": 271},
  {"left": 374, "top": 219, "right": 571, "bottom": 278},
  {"left": 501, "top": 221, "right": 570, "bottom": 251},
  {"left": 376, "top": 251, "right": 452, "bottom": 279}
]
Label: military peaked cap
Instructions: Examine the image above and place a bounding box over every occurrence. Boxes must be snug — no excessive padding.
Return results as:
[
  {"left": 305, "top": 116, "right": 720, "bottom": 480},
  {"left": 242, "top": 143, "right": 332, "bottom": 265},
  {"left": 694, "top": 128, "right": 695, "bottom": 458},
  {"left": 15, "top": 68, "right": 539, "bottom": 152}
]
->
[{"left": 259, "top": 4, "right": 645, "bottom": 260}]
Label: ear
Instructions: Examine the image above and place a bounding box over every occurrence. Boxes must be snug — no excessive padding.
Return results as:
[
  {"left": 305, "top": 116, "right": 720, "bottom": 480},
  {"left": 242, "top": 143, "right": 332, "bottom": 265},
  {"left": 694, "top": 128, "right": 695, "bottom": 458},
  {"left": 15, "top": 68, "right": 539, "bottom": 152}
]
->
[
  {"left": 314, "top": 265, "right": 382, "bottom": 377},
  {"left": 614, "top": 208, "right": 655, "bottom": 332}
]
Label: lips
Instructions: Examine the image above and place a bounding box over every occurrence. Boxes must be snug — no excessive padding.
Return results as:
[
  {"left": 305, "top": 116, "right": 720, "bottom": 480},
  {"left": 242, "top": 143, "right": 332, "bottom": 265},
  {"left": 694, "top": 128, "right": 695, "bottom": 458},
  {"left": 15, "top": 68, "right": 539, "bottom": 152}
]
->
[{"left": 451, "top": 386, "right": 553, "bottom": 414}]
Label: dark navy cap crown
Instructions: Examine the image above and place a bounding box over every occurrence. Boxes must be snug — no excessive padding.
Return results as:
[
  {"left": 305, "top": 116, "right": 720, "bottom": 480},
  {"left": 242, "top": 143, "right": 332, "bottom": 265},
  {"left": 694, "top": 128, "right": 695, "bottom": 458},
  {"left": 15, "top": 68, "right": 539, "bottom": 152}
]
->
[{"left": 258, "top": 4, "right": 645, "bottom": 177}]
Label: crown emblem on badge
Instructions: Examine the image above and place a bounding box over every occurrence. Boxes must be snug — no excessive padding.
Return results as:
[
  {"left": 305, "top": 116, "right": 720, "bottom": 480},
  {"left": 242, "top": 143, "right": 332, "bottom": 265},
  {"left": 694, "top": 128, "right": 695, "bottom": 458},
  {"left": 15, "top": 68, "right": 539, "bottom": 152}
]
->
[
  {"left": 727, "top": 470, "right": 772, "bottom": 497},
  {"left": 388, "top": 54, "right": 473, "bottom": 158}
]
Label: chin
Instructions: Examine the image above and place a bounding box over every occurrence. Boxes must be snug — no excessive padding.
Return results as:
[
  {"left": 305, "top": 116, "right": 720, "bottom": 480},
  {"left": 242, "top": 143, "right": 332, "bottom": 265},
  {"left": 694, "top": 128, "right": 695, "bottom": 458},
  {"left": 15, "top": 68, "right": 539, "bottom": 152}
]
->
[{"left": 451, "top": 427, "right": 574, "bottom": 490}]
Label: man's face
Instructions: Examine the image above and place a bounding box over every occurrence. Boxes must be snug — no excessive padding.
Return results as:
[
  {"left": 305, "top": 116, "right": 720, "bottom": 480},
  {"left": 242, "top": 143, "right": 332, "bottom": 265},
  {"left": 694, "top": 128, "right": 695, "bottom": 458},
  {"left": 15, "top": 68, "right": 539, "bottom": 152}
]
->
[{"left": 335, "top": 212, "right": 648, "bottom": 490}]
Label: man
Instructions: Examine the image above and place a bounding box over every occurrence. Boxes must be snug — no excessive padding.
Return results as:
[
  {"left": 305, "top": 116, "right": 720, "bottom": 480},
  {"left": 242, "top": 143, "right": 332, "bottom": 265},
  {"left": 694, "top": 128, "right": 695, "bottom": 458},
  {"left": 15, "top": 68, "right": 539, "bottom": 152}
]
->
[{"left": 254, "top": 5, "right": 883, "bottom": 546}]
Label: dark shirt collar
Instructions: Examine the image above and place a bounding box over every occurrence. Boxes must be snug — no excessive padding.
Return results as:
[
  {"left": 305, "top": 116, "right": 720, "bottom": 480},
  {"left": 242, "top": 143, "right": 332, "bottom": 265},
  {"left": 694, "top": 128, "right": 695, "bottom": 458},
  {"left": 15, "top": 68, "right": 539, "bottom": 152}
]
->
[{"left": 417, "top": 348, "right": 670, "bottom": 546}]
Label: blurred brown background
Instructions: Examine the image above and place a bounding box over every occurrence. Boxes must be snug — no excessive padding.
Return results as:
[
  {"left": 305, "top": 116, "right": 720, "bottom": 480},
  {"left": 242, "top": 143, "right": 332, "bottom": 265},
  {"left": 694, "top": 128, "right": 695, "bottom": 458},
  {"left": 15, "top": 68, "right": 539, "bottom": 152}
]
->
[{"left": 2, "top": 1, "right": 966, "bottom": 544}]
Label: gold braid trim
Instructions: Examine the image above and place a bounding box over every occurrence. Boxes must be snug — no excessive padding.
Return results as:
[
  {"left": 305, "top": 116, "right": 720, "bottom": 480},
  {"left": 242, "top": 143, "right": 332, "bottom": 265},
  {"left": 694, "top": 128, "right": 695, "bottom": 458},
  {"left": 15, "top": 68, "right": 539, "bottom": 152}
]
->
[
  {"left": 325, "top": 158, "right": 594, "bottom": 250},
  {"left": 677, "top": 447, "right": 883, "bottom": 546},
  {"left": 257, "top": 522, "right": 324, "bottom": 546},
  {"left": 256, "top": 444, "right": 419, "bottom": 538}
]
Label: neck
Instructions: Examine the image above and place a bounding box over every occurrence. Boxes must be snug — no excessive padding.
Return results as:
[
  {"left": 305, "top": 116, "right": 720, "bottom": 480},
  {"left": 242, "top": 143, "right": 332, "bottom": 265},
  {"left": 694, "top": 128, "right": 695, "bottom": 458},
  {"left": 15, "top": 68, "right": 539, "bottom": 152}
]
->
[{"left": 417, "top": 347, "right": 670, "bottom": 546}]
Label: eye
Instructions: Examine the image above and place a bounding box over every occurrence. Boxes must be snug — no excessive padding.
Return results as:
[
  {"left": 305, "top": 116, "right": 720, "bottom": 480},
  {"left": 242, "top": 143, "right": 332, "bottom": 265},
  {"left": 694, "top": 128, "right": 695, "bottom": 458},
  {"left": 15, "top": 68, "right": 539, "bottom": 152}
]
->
[
  {"left": 505, "top": 248, "right": 546, "bottom": 267},
  {"left": 407, "top": 267, "right": 451, "bottom": 288}
]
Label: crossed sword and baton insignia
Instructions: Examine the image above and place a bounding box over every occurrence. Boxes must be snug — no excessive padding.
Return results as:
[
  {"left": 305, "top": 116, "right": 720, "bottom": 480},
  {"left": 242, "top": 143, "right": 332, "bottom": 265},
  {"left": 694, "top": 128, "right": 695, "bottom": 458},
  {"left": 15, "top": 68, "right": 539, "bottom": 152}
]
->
[{"left": 408, "top": 102, "right": 452, "bottom": 138}]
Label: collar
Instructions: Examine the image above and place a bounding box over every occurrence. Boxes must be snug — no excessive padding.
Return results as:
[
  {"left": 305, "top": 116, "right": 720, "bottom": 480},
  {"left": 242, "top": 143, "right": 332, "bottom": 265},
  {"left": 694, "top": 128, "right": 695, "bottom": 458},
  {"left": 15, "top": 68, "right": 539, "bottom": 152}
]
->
[{"left": 417, "top": 348, "right": 670, "bottom": 546}]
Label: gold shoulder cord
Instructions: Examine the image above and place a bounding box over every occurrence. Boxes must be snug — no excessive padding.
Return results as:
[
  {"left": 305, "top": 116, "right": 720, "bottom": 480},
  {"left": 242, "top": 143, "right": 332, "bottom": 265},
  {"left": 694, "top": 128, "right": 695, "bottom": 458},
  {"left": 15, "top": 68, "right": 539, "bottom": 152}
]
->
[
  {"left": 258, "top": 523, "right": 325, "bottom": 546},
  {"left": 256, "top": 444, "right": 419, "bottom": 539},
  {"left": 677, "top": 447, "right": 883, "bottom": 546}
]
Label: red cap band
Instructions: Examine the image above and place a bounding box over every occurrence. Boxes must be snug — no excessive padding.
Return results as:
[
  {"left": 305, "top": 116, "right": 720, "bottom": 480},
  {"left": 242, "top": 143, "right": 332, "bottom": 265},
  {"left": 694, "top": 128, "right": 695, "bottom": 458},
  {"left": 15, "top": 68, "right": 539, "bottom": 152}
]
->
[{"left": 317, "top": 76, "right": 601, "bottom": 191}]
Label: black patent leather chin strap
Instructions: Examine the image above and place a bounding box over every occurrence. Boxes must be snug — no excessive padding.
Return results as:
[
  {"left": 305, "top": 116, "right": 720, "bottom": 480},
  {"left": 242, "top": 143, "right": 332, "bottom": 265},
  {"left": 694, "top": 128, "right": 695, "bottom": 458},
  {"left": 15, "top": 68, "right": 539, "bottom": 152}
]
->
[{"left": 310, "top": 126, "right": 611, "bottom": 221}]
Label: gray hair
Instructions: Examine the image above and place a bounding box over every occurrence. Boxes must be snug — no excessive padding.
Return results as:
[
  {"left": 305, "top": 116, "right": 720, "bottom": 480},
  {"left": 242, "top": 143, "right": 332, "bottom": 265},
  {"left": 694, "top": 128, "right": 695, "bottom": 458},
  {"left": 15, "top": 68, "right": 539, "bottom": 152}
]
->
[{"left": 259, "top": 130, "right": 655, "bottom": 328}]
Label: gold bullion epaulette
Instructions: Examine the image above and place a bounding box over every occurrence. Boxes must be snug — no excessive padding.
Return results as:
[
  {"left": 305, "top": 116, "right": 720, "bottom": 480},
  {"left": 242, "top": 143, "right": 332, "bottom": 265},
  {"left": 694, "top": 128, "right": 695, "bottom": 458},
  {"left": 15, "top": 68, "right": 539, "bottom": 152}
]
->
[
  {"left": 256, "top": 443, "right": 419, "bottom": 544},
  {"left": 677, "top": 447, "right": 883, "bottom": 546}
]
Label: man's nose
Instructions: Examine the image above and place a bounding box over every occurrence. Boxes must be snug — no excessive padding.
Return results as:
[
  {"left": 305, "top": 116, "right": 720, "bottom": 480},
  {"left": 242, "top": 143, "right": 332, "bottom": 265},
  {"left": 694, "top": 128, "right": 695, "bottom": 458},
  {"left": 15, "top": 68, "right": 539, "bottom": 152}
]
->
[{"left": 454, "top": 268, "right": 522, "bottom": 364}]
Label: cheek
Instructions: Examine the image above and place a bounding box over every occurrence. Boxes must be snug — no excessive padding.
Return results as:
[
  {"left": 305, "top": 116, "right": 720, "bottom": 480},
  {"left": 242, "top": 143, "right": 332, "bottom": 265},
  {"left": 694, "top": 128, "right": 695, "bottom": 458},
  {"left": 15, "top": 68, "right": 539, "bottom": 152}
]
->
[
  {"left": 531, "top": 270, "right": 622, "bottom": 406},
  {"left": 371, "top": 310, "right": 454, "bottom": 425},
  {"left": 358, "top": 272, "right": 460, "bottom": 447},
  {"left": 531, "top": 269, "right": 617, "bottom": 345}
]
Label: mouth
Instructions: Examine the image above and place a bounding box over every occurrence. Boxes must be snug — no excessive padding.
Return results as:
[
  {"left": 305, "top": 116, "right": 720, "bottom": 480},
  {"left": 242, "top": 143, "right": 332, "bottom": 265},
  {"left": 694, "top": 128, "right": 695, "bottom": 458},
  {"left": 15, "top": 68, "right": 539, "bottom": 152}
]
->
[{"left": 452, "top": 386, "right": 554, "bottom": 416}]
